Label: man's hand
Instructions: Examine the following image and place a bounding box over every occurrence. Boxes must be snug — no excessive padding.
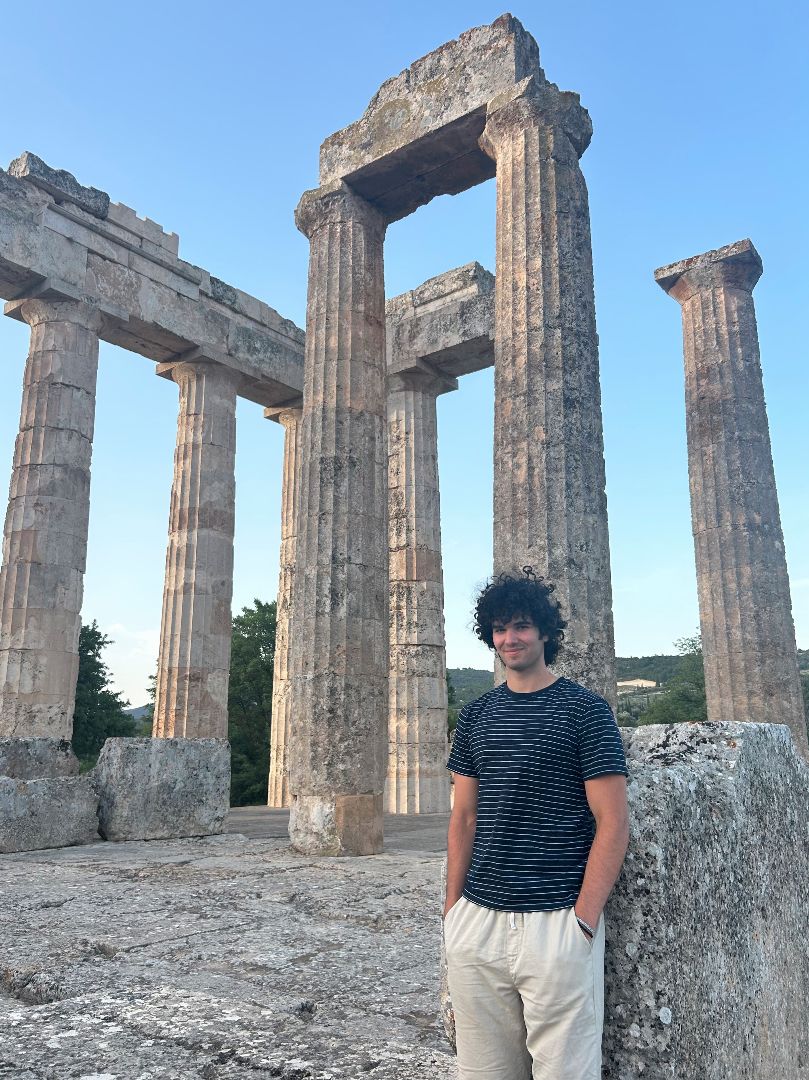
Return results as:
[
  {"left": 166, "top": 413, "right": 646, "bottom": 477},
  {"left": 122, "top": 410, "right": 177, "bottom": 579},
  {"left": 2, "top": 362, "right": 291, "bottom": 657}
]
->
[{"left": 445, "top": 773, "right": 478, "bottom": 916}]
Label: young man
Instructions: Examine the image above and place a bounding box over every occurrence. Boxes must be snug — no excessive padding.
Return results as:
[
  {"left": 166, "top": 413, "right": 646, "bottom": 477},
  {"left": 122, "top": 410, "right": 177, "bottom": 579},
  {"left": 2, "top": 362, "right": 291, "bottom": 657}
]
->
[{"left": 444, "top": 569, "right": 629, "bottom": 1080}]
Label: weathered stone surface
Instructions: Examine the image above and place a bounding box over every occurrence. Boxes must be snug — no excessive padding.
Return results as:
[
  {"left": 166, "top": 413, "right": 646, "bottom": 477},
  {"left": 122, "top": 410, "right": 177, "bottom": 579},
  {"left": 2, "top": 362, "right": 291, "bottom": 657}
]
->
[
  {"left": 0, "top": 160, "right": 304, "bottom": 407},
  {"left": 0, "top": 299, "right": 102, "bottom": 739},
  {"left": 8, "top": 151, "right": 111, "bottom": 219},
  {"left": 153, "top": 361, "right": 239, "bottom": 740},
  {"left": 0, "top": 774, "right": 99, "bottom": 852},
  {"left": 655, "top": 240, "right": 808, "bottom": 758},
  {"left": 319, "top": 15, "right": 541, "bottom": 220},
  {"left": 387, "top": 372, "right": 452, "bottom": 814},
  {"left": 480, "top": 78, "right": 615, "bottom": 705},
  {"left": 94, "top": 737, "right": 230, "bottom": 841},
  {"left": 0, "top": 736, "right": 78, "bottom": 778},
  {"left": 0, "top": 829, "right": 454, "bottom": 1077},
  {"left": 288, "top": 183, "right": 388, "bottom": 855},
  {"left": 266, "top": 405, "right": 302, "bottom": 808},
  {"left": 440, "top": 722, "right": 809, "bottom": 1077},
  {"left": 386, "top": 262, "right": 494, "bottom": 380}
]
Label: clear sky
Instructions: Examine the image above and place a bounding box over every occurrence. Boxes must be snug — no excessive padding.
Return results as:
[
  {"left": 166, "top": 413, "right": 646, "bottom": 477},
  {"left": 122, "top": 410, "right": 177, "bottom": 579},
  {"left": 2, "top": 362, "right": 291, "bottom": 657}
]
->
[{"left": 1, "top": 1, "right": 807, "bottom": 705}]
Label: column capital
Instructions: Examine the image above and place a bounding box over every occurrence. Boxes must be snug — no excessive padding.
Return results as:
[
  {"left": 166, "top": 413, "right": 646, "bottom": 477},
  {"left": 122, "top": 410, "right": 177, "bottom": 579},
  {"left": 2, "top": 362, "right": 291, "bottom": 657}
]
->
[
  {"left": 156, "top": 350, "right": 243, "bottom": 392},
  {"left": 264, "top": 400, "right": 303, "bottom": 427},
  {"left": 654, "top": 239, "right": 762, "bottom": 305},
  {"left": 295, "top": 180, "right": 387, "bottom": 238},
  {"left": 479, "top": 76, "right": 592, "bottom": 162},
  {"left": 387, "top": 366, "right": 458, "bottom": 398},
  {"left": 6, "top": 296, "right": 103, "bottom": 333}
]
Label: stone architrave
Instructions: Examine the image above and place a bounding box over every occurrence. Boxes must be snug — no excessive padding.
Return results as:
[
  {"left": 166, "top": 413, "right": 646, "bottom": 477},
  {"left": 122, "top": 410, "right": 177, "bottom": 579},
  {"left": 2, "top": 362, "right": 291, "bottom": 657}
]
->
[
  {"left": 384, "top": 369, "right": 453, "bottom": 812},
  {"left": 153, "top": 358, "right": 240, "bottom": 740},
  {"left": 480, "top": 79, "right": 617, "bottom": 706},
  {"left": 387, "top": 369, "right": 454, "bottom": 814},
  {"left": 265, "top": 403, "right": 302, "bottom": 808},
  {"left": 0, "top": 298, "right": 102, "bottom": 739},
  {"left": 288, "top": 183, "right": 388, "bottom": 855},
  {"left": 655, "top": 240, "right": 808, "bottom": 756}
]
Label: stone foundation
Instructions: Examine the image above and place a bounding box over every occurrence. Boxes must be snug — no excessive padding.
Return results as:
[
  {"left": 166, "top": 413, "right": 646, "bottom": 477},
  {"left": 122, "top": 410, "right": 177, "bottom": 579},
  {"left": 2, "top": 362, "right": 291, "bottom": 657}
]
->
[
  {"left": 440, "top": 723, "right": 809, "bottom": 1077},
  {"left": 95, "top": 737, "right": 230, "bottom": 842},
  {"left": 0, "top": 774, "right": 99, "bottom": 853}
]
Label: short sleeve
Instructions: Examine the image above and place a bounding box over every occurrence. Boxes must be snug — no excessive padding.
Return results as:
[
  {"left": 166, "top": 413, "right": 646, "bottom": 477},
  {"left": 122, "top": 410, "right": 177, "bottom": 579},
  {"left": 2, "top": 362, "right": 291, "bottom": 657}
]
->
[
  {"left": 447, "top": 705, "right": 479, "bottom": 778},
  {"left": 577, "top": 697, "right": 628, "bottom": 780}
]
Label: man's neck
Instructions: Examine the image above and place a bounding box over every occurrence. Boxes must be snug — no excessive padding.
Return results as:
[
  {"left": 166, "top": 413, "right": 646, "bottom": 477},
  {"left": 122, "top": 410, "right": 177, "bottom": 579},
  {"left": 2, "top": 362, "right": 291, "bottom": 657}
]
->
[{"left": 505, "top": 666, "right": 557, "bottom": 694}]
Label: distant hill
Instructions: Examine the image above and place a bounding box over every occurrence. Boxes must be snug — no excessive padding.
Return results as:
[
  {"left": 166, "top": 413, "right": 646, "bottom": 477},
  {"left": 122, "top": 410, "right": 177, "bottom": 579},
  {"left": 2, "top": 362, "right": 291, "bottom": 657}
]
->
[
  {"left": 124, "top": 704, "right": 152, "bottom": 721},
  {"left": 615, "top": 655, "right": 683, "bottom": 686},
  {"left": 448, "top": 667, "right": 494, "bottom": 708}
]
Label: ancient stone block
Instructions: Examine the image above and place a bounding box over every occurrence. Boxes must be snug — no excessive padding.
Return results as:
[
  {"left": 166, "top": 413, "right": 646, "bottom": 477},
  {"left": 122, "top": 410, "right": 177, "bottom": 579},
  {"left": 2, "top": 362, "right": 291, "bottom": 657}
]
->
[
  {"left": 8, "top": 152, "right": 110, "bottom": 220},
  {"left": 0, "top": 774, "right": 99, "bottom": 853},
  {"left": 319, "top": 16, "right": 541, "bottom": 219},
  {"left": 94, "top": 738, "right": 230, "bottom": 841},
  {"left": 440, "top": 723, "right": 809, "bottom": 1075},
  {"left": 0, "top": 737, "right": 79, "bottom": 779}
]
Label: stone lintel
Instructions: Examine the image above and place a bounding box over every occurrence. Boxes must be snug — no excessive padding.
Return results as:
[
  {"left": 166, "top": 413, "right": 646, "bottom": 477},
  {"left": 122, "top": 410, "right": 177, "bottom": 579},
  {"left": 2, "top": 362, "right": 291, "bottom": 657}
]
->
[
  {"left": 8, "top": 152, "right": 110, "bottom": 220},
  {"left": 386, "top": 263, "right": 494, "bottom": 380},
  {"left": 318, "top": 15, "right": 542, "bottom": 221},
  {"left": 0, "top": 161, "right": 305, "bottom": 406},
  {"left": 654, "top": 238, "right": 762, "bottom": 303}
]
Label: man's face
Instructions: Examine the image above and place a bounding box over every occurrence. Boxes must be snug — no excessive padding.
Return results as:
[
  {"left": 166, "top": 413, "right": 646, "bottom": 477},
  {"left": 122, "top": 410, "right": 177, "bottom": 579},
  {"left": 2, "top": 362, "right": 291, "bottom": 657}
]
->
[{"left": 491, "top": 614, "right": 547, "bottom": 673}]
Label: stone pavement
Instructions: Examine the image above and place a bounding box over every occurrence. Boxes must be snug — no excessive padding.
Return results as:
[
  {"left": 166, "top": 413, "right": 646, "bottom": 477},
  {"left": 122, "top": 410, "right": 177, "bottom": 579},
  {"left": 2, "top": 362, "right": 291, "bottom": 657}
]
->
[{"left": 0, "top": 810, "right": 455, "bottom": 1079}]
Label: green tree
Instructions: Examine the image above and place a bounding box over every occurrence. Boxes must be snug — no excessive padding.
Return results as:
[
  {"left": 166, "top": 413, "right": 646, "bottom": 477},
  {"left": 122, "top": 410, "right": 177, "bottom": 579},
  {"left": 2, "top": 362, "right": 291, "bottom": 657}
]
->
[
  {"left": 228, "top": 599, "right": 276, "bottom": 806},
  {"left": 72, "top": 622, "right": 133, "bottom": 767},
  {"left": 447, "top": 671, "right": 459, "bottom": 735},
  {"left": 637, "top": 633, "right": 707, "bottom": 726}
]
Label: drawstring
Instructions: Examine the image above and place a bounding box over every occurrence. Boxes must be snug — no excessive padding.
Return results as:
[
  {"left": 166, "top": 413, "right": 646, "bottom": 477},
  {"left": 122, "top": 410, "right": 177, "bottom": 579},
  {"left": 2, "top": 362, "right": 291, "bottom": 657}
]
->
[{"left": 509, "top": 911, "right": 516, "bottom": 930}]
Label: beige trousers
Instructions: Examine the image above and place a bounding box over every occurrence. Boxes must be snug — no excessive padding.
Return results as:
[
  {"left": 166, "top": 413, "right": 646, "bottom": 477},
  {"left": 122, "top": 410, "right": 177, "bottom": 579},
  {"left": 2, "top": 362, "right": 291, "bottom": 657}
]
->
[{"left": 444, "top": 898, "right": 605, "bottom": 1080}]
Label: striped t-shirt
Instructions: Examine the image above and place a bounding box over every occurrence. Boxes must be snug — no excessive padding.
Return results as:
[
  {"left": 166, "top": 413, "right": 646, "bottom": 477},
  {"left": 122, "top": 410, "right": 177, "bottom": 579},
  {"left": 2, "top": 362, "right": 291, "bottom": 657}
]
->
[{"left": 447, "top": 677, "right": 627, "bottom": 912}]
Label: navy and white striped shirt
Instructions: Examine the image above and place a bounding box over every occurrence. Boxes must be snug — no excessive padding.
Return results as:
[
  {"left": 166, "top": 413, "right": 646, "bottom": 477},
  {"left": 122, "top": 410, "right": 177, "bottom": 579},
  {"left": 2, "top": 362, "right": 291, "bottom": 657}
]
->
[{"left": 447, "top": 677, "right": 627, "bottom": 912}]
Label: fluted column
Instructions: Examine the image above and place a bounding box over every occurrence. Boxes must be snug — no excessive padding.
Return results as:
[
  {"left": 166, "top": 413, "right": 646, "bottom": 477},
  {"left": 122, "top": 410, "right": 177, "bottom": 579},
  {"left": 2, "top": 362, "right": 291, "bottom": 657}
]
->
[
  {"left": 655, "top": 240, "right": 808, "bottom": 757},
  {"left": 266, "top": 404, "right": 302, "bottom": 808},
  {"left": 0, "top": 299, "right": 102, "bottom": 739},
  {"left": 153, "top": 359, "right": 239, "bottom": 740},
  {"left": 387, "top": 371, "right": 454, "bottom": 814},
  {"left": 480, "top": 78, "right": 616, "bottom": 705},
  {"left": 289, "top": 181, "right": 388, "bottom": 855}
]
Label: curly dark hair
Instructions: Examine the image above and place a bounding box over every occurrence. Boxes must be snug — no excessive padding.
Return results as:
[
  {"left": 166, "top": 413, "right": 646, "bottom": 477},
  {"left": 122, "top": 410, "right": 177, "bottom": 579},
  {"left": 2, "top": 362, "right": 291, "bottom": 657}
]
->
[{"left": 473, "top": 568, "right": 567, "bottom": 665}]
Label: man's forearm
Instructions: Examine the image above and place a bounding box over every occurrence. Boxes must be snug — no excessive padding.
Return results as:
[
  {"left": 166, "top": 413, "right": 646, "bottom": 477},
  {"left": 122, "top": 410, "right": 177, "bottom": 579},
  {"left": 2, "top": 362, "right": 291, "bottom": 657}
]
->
[
  {"left": 445, "top": 812, "right": 476, "bottom": 915},
  {"left": 575, "top": 821, "right": 629, "bottom": 927}
]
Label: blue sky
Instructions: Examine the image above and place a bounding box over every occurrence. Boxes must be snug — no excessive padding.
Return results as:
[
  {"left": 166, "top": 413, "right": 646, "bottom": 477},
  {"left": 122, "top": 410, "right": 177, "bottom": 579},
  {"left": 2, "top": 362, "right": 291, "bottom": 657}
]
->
[{"left": 1, "top": 1, "right": 807, "bottom": 704}]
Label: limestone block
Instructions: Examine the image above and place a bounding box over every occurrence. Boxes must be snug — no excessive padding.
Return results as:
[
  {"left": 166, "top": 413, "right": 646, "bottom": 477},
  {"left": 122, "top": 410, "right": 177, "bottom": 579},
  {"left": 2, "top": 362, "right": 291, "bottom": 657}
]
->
[
  {"left": 0, "top": 774, "right": 99, "bottom": 852},
  {"left": 0, "top": 737, "right": 79, "bottom": 778},
  {"left": 8, "top": 152, "right": 110, "bottom": 219},
  {"left": 440, "top": 722, "right": 809, "bottom": 1076},
  {"left": 319, "top": 16, "right": 541, "bottom": 218},
  {"left": 94, "top": 738, "right": 230, "bottom": 841}
]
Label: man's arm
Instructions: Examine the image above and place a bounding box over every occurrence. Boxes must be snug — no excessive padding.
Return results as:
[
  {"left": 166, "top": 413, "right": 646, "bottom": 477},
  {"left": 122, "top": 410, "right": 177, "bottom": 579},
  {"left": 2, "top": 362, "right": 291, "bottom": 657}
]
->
[
  {"left": 574, "top": 774, "right": 629, "bottom": 930},
  {"left": 445, "top": 773, "right": 478, "bottom": 917}
]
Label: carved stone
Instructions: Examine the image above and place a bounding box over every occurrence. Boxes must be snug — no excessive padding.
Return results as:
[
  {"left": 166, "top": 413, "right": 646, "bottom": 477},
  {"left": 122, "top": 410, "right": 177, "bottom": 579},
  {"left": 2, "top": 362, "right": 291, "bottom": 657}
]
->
[
  {"left": 387, "top": 371, "right": 454, "bottom": 814},
  {"left": 480, "top": 80, "right": 616, "bottom": 704},
  {"left": 153, "top": 360, "right": 240, "bottom": 740},
  {"left": 287, "top": 183, "right": 388, "bottom": 855},
  {"left": 0, "top": 299, "right": 102, "bottom": 739},
  {"left": 655, "top": 240, "right": 808, "bottom": 757},
  {"left": 266, "top": 404, "right": 302, "bottom": 808}
]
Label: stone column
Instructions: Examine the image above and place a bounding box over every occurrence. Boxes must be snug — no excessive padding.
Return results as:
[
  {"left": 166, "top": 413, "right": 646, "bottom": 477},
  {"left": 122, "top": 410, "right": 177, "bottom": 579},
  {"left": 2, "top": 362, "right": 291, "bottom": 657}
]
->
[
  {"left": 265, "top": 404, "right": 302, "bottom": 808},
  {"left": 655, "top": 240, "right": 808, "bottom": 757},
  {"left": 289, "top": 181, "right": 387, "bottom": 855},
  {"left": 153, "top": 359, "right": 239, "bottom": 740},
  {"left": 480, "top": 79, "right": 616, "bottom": 705},
  {"left": 0, "top": 299, "right": 101, "bottom": 739},
  {"left": 387, "top": 370, "right": 455, "bottom": 814}
]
